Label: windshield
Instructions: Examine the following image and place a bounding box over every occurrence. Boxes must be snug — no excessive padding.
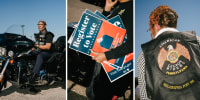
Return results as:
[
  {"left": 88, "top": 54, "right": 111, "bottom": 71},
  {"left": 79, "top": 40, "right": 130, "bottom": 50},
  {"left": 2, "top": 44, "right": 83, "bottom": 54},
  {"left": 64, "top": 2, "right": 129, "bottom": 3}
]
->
[{"left": 5, "top": 24, "right": 25, "bottom": 36}]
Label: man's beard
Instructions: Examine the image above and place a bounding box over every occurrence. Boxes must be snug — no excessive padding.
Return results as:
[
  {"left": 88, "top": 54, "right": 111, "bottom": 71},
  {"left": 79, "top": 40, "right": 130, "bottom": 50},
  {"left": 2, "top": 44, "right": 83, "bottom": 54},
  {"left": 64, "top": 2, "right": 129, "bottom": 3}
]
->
[{"left": 39, "top": 28, "right": 45, "bottom": 32}]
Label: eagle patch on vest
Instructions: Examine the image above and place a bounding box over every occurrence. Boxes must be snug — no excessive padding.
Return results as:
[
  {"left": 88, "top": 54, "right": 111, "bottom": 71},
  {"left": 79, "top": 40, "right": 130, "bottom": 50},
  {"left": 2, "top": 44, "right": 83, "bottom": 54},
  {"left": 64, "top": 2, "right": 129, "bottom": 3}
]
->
[
  {"left": 157, "top": 38, "right": 191, "bottom": 75},
  {"left": 155, "top": 37, "right": 197, "bottom": 91}
]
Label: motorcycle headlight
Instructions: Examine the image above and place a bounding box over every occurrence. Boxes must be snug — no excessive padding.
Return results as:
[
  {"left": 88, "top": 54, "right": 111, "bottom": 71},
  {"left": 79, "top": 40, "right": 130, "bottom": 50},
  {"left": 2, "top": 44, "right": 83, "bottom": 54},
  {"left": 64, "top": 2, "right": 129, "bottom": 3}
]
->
[
  {"left": 8, "top": 50, "right": 14, "bottom": 58},
  {"left": 0, "top": 47, "right": 6, "bottom": 56}
]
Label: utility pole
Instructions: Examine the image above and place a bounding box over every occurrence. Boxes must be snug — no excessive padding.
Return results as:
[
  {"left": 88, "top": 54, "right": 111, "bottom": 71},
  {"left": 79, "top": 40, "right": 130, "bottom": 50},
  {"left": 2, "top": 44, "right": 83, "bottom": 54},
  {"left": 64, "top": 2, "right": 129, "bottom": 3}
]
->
[{"left": 21, "top": 25, "right": 25, "bottom": 36}]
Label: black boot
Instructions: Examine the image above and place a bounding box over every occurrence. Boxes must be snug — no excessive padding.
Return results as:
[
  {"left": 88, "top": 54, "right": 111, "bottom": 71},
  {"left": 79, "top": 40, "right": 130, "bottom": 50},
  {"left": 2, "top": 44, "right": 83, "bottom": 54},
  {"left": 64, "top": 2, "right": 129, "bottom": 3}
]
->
[
  {"left": 29, "top": 73, "right": 39, "bottom": 93},
  {"left": 29, "top": 85, "right": 39, "bottom": 93},
  {"left": 29, "top": 73, "right": 38, "bottom": 85}
]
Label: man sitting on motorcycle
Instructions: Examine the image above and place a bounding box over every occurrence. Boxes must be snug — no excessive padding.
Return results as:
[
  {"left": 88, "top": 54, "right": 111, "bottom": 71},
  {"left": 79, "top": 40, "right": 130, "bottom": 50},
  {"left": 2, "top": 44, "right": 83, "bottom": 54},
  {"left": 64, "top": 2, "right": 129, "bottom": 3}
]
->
[{"left": 29, "top": 20, "right": 54, "bottom": 91}]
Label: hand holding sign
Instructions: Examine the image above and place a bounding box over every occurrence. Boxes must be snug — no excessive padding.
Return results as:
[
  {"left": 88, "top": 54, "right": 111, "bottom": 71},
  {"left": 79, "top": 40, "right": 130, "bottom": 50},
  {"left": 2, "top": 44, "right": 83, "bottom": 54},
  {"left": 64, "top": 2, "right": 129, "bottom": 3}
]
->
[{"left": 91, "top": 50, "right": 107, "bottom": 63}]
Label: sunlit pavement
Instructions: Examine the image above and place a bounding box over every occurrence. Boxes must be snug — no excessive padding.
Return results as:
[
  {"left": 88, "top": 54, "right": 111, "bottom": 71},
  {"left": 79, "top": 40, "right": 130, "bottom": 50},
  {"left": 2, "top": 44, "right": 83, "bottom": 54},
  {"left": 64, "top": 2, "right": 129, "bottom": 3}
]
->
[{"left": 0, "top": 81, "right": 66, "bottom": 100}]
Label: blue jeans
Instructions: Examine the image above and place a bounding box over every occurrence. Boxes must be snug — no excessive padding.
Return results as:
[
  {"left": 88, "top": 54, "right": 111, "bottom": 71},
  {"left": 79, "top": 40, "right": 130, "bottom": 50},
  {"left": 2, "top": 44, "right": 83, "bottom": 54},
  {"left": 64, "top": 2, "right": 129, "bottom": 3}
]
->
[{"left": 32, "top": 51, "right": 51, "bottom": 75}]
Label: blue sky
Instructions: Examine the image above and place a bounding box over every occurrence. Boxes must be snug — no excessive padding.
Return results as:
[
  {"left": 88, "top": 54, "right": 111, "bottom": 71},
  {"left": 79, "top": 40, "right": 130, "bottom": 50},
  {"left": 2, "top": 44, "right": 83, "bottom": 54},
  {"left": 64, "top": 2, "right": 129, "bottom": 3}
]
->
[
  {"left": 135, "top": 0, "right": 200, "bottom": 76},
  {"left": 0, "top": 0, "right": 66, "bottom": 41}
]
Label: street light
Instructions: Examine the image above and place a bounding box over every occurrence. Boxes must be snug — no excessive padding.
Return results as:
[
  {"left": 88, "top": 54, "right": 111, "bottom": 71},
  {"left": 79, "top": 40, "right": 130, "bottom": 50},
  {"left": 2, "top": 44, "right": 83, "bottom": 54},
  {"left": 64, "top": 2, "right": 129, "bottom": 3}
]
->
[{"left": 21, "top": 25, "right": 25, "bottom": 35}]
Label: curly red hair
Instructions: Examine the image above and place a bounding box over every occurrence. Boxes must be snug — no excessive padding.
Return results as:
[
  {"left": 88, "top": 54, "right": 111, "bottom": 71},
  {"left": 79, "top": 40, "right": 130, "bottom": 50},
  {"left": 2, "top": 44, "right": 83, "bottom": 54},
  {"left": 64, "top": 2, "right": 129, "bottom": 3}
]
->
[{"left": 148, "top": 5, "right": 179, "bottom": 39}]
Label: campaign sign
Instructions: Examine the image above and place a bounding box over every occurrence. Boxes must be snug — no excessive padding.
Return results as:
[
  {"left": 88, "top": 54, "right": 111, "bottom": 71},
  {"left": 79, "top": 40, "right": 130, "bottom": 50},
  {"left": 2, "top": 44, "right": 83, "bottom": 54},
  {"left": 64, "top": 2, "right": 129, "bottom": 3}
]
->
[
  {"left": 108, "top": 15, "right": 125, "bottom": 29},
  {"left": 102, "top": 52, "right": 133, "bottom": 82},
  {"left": 69, "top": 9, "right": 133, "bottom": 82},
  {"left": 69, "top": 12, "right": 102, "bottom": 55},
  {"left": 85, "top": 9, "right": 104, "bottom": 19},
  {"left": 106, "top": 15, "right": 127, "bottom": 67},
  {"left": 69, "top": 12, "right": 126, "bottom": 58},
  {"left": 101, "top": 15, "right": 133, "bottom": 82}
]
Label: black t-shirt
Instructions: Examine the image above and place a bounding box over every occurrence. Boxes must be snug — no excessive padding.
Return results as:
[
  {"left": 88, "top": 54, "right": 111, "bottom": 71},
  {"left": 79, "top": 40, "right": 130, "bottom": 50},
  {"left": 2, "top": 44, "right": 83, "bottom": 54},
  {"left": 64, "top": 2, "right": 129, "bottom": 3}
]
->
[
  {"left": 45, "top": 32, "right": 54, "bottom": 43},
  {"left": 102, "top": 1, "right": 133, "bottom": 60}
]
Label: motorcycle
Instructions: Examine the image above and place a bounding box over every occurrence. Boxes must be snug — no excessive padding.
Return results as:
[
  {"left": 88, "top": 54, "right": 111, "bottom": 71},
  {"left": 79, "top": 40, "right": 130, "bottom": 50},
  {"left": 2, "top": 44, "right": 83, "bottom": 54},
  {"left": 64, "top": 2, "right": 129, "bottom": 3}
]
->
[{"left": 0, "top": 32, "right": 66, "bottom": 92}]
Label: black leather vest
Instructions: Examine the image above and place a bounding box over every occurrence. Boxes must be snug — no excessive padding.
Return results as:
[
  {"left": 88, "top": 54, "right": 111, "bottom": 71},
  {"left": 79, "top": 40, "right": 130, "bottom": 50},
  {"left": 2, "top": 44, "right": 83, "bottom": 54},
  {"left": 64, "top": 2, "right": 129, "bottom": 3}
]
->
[
  {"left": 35, "top": 32, "right": 46, "bottom": 45},
  {"left": 35, "top": 31, "right": 53, "bottom": 45},
  {"left": 141, "top": 31, "right": 200, "bottom": 100}
]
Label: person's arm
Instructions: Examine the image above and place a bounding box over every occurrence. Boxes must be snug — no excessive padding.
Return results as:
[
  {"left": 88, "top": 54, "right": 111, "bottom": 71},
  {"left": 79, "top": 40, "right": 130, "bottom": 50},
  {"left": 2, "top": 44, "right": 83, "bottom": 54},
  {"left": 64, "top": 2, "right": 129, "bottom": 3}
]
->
[
  {"left": 102, "top": 10, "right": 110, "bottom": 16},
  {"left": 35, "top": 43, "right": 51, "bottom": 50},
  {"left": 105, "top": 4, "right": 133, "bottom": 60},
  {"left": 137, "top": 52, "right": 151, "bottom": 100}
]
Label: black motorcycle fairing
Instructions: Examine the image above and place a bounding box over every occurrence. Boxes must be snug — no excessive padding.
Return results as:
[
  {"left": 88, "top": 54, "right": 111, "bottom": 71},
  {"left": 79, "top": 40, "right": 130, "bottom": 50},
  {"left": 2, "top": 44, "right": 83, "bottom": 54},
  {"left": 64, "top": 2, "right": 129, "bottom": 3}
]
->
[{"left": 0, "top": 33, "right": 34, "bottom": 53}]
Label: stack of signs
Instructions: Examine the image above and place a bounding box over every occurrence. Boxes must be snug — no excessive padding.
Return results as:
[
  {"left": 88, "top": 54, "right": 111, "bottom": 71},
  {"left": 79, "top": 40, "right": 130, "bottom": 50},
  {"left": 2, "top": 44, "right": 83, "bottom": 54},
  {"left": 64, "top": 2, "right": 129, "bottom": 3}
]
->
[{"left": 69, "top": 9, "right": 133, "bottom": 82}]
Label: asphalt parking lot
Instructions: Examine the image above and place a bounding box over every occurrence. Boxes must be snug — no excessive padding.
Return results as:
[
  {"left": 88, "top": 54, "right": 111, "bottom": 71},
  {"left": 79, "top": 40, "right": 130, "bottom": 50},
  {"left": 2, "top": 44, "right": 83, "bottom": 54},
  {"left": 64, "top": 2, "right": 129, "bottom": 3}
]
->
[{"left": 0, "top": 81, "right": 66, "bottom": 100}]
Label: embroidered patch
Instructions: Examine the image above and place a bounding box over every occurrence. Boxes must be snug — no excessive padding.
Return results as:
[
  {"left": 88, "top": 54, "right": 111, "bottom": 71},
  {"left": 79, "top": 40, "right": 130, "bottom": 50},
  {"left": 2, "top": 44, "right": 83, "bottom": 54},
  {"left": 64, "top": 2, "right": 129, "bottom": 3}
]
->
[
  {"left": 162, "top": 79, "right": 195, "bottom": 90},
  {"left": 157, "top": 39, "right": 191, "bottom": 75},
  {"left": 167, "top": 51, "right": 179, "bottom": 63},
  {"left": 152, "top": 33, "right": 198, "bottom": 92}
]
